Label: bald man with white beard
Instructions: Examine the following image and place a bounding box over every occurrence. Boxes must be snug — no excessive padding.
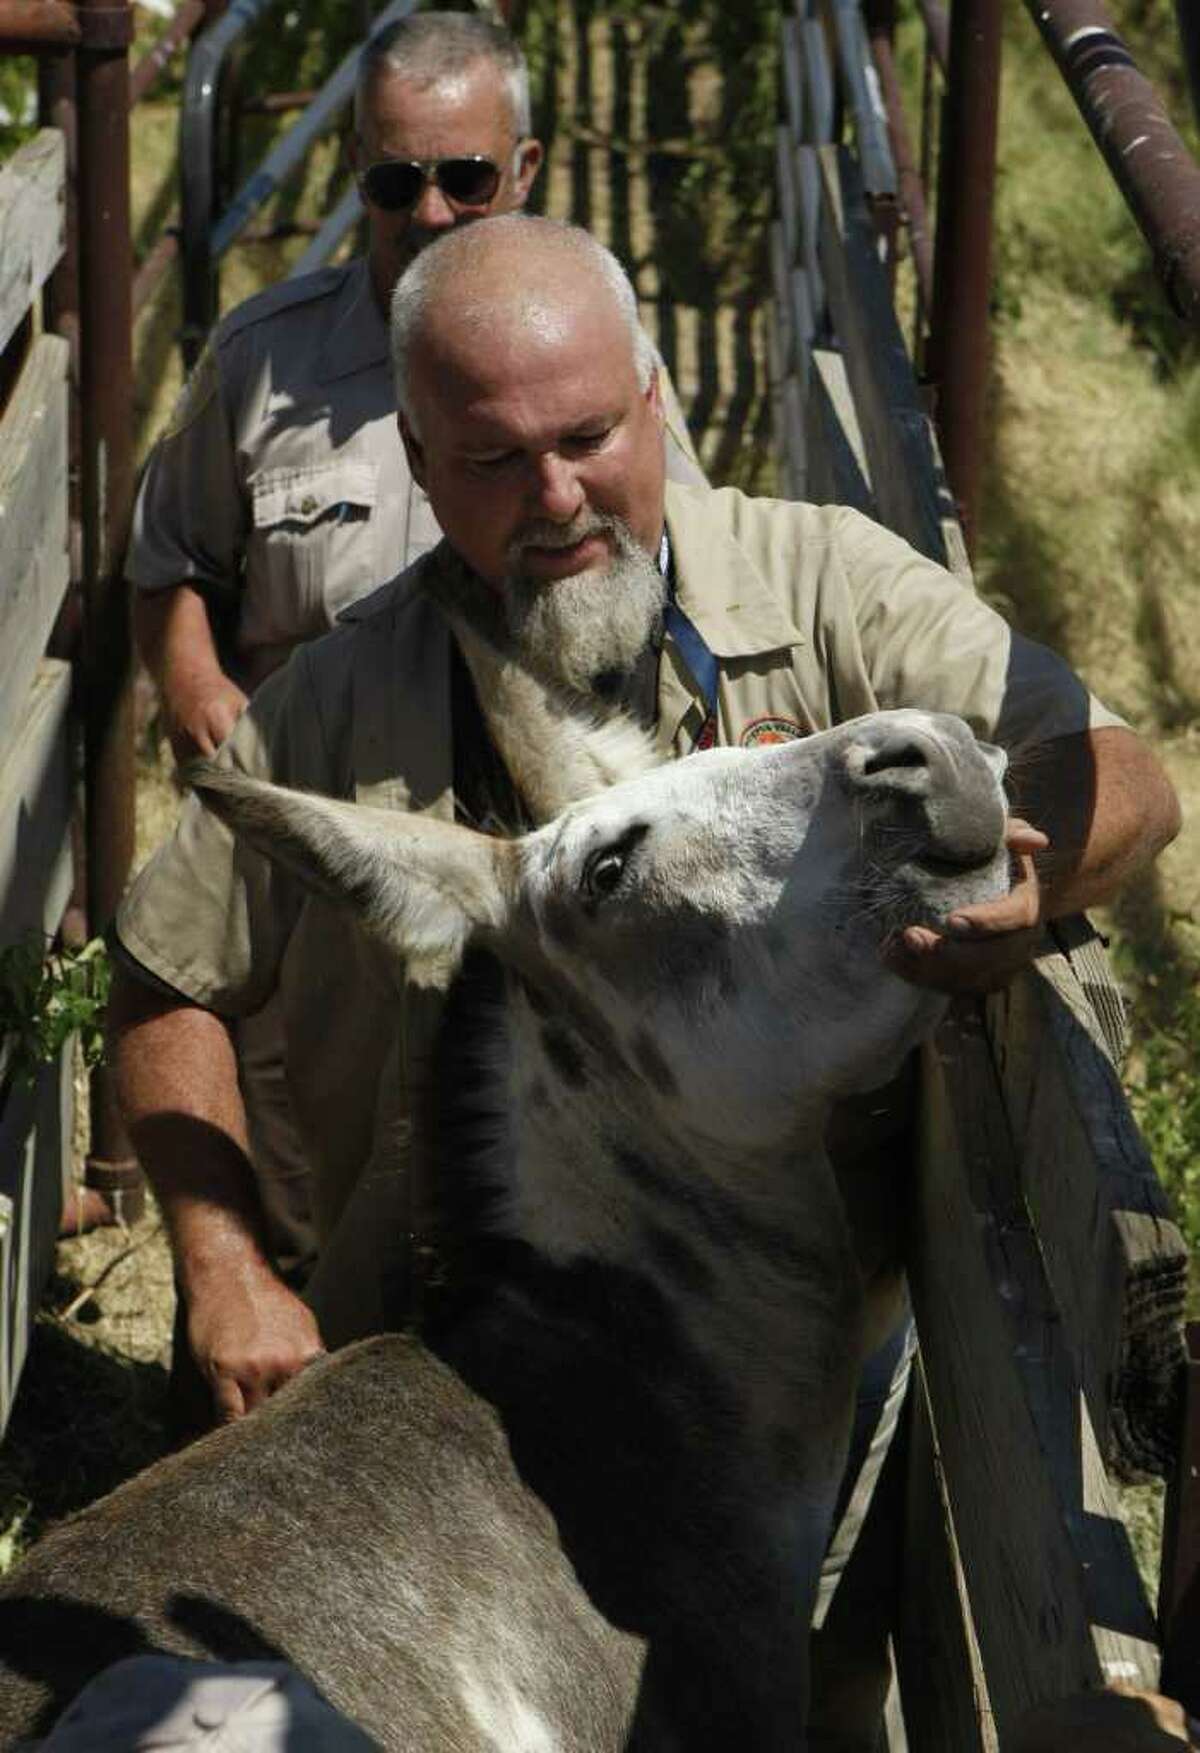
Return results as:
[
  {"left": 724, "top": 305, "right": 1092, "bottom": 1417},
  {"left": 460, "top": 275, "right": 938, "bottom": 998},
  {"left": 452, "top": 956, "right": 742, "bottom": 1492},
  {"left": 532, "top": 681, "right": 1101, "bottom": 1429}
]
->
[{"left": 112, "top": 215, "right": 1176, "bottom": 1425}]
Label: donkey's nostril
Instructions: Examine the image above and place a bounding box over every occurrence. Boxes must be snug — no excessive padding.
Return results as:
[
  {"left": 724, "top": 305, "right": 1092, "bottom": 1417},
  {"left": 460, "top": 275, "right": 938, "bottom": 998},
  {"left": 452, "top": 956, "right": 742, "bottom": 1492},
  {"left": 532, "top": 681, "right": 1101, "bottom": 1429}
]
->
[{"left": 861, "top": 739, "right": 930, "bottom": 778}]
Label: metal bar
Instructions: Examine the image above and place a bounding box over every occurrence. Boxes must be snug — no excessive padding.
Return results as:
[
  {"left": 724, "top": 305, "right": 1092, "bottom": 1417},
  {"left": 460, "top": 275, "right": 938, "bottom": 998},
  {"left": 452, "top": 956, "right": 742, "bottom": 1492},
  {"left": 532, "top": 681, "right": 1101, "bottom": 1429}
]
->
[
  {"left": 209, "top": 0, "right": 415, "bottom": 261},
  {"left": 132, "top": 230, "right": 180, "bottom": 318},
  {"left": 179, "top": 0, "right": 280, "bottom": 367},
  {"left": 869, "top": 16, "right": 934, "bottom": 312},
  {"left": 0, "top": 0, "right": 79, "bottom": 45},
  {"left": 1180, "top": 0, "right": 1200, "bottom": 136},
  {"left": 238, "top": 87, "right": 317, "bottom": 114},
  {"left": 925, "top": 0, "right": 1002, "bottom": 555},
  {"left": 130, "top": 0, "right": 206, "bottom": 108},
  {"left": 75, "top": 0, "right": 138, "bottom": 1190},
  {"left": 913, "top": 0, "right": 948, "bottom": 78},
  {"left": 1160, "top": 1322, "right": 1200, "bottom": 1717},
  {"left": 286, "top": 182, "right": 363, "bottom": 279},
  {"left": 1022, "top": 0, "right": 1200, "bottom": 325}
]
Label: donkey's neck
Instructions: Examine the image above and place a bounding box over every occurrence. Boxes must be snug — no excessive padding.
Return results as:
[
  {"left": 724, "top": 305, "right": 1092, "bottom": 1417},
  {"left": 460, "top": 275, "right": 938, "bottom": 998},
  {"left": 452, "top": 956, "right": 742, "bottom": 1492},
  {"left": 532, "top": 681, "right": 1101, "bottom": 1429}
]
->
[{"left": 432, "top": 970, "right": 862, "bottom": 1747}]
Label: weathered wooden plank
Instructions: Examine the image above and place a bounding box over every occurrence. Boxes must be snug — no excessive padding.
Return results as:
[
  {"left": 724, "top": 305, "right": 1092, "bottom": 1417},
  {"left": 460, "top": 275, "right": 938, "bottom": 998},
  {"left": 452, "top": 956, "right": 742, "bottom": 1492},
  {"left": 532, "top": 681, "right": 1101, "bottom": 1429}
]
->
[
  {"left": 769, "top": 221, "right": 794, "bottom": 378},
  {"left": 799, "top": 14, "right": 835, "bottom": 145},
  {"left": 912, "top": 999, "right": 1159, "bottom": 1738},
  {"left": 812, "top": 143, "right": 951, "bottom": 566},
  {"left": 0, "top": 130, "right": 66, "bottom": 358},
  {"left": 0, "top": 1045, "right": 74, "bottom": 1436},
  {"left": 781, "top": 372, "right": 807, "bottom": 500},
  {"left": 776, "top": 125, "right": 800, "bottom": 268},
  {"left": 830, "top": 0, "right": 897, "bottom": 198},
  {"left": 0, "top": 333, "right": 70, "bottom": 757},
  {"left": 782, "top": 14, "right": 804, "bottom": 143},
  {"left": 987, "top": 936, "right": 1188, "bottom": 1481},
  {"left": 894, "top": 1361, "right": 995, "bottom": 1752},
  {"left": 803, "top": 346, "right": 873, "bottom": 513},
  {"left": 0, "top": 659, "right": 74, "bottom": 951},
  {"left": 1160, "top": 1322, "right": 1200, "bottom": 1715}
]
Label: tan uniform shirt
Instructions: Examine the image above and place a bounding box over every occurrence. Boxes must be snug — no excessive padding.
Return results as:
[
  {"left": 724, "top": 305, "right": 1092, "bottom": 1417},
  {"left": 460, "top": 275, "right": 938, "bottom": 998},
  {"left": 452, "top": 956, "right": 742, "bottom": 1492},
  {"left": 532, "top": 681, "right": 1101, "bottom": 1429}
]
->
[
  {"left": 127, "top": 257, "right": 705, "bottom": 678},
  {"left": 116, "top": 483, "right": 1123, "bottom": 1328}
]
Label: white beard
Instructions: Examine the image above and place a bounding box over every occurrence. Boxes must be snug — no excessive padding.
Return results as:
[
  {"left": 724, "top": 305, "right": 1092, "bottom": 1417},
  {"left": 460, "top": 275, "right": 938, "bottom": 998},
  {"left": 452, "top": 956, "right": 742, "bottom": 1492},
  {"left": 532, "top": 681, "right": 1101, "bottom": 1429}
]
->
[{"left": 502, "top": 513, "right": 666, "bottom": 697}]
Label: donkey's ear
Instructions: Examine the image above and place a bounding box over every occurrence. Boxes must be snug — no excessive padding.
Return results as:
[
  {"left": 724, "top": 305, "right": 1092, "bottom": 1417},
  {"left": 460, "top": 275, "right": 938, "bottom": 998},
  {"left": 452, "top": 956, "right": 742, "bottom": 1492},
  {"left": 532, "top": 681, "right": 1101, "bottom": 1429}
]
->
[{"left": 186, "top": 761, "right": 516, "bottom": 976}]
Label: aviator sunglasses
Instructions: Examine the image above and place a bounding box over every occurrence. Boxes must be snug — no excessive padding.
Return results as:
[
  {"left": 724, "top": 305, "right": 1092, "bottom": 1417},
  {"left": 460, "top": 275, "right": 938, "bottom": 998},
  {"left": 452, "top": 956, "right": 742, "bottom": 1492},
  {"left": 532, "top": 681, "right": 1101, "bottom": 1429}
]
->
[{"left": 357, "top": 152, "right": 514, "bottom": 213}]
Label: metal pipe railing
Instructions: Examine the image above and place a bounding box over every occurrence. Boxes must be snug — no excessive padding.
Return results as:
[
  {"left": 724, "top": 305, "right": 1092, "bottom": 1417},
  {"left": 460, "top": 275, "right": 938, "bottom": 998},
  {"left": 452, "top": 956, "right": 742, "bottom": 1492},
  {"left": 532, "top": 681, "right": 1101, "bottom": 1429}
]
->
[
  {"left": 925, "top": 0, "right": 1002, "bottom": 555},
  {"left": 913, "top": 0, "right": 948, "bottom": 78},
  {"left": 1024, "top": 0, "right": 1200, "bottom": 324},
  {"left": 209, "top": 0, "right": 413, "bottom": 258},
  {"left": 1180, "top": 0, "right": 1200, "bottom": 137},
  {"left": 75, "top": 0, "right": 138, "bottom": 1196},
  {"left": 287, "top": 181, "right": 363, "bottom": 280},
  {"left": 0, "top": 0, "right": 78, "bottom": 46},
  {"left": 130, "top": 0, "right": 206, "bottom": 106},
  {"left": 179, "top": 0, "right": 279, "bottom": 366},
  {"left": 868, "top": 24, "right": 933, "bottom": 314}
]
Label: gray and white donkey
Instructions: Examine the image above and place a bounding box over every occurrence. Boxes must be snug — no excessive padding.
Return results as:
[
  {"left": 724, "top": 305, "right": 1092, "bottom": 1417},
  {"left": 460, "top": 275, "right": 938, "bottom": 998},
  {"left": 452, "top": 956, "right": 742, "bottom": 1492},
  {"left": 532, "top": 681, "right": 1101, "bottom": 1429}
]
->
[{"left": 0, "top": 622, "right": 1011, "bottom": 1751}]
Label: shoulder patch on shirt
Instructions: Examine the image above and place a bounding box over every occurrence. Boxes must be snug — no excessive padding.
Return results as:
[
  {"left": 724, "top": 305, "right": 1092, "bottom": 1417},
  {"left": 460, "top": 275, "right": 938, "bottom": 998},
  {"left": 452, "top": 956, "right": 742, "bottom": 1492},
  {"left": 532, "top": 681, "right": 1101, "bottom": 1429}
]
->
[
  {"left": 740, "top": 714, "right": 807, "bottom": 747},
  {"left": 162, "top": 339, "right": 219, "bottom": 440}
]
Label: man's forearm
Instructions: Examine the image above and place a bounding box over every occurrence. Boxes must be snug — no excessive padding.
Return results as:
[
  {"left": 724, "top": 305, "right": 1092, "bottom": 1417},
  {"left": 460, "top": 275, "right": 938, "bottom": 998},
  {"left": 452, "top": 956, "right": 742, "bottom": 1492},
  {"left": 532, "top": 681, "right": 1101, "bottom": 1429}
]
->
[
  {"left": 108, "top": 966, "right": 271, "bottom": 1296},
  {"left": 133, "top": 584, "right": 249, "bottom": 758},
  {"left": 1017, "top": 725, "right": 1181, "bottom": 921},
  {"left": 133, "top": 582, "right": 225, "bottom": 694}
]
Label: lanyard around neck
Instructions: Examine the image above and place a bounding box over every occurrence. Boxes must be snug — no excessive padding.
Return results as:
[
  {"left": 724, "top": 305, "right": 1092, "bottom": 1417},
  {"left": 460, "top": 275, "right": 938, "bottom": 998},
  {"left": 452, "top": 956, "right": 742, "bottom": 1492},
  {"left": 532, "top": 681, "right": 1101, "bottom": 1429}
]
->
[{"left": 659, "top": 529, "right": 720, "bottom": 742}]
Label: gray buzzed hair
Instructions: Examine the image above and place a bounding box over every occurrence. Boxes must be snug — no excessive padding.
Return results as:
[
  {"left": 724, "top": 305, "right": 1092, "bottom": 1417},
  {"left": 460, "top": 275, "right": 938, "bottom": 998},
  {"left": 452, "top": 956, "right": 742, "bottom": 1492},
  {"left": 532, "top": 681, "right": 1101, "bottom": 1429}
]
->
[
  {"left": 355, "top": 12, "right": 531, "bottom": 138},
  {"left": 391, "top": 215, "right": 658, "bottom": 425}
]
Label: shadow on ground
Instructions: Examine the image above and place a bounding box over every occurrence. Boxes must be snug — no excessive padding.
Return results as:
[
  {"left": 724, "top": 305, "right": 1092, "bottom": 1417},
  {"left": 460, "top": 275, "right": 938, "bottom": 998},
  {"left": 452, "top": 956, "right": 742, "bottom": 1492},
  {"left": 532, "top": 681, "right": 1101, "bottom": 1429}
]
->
[{"left": 0, "top": 1305, "right": 171, "bottom": 1555}]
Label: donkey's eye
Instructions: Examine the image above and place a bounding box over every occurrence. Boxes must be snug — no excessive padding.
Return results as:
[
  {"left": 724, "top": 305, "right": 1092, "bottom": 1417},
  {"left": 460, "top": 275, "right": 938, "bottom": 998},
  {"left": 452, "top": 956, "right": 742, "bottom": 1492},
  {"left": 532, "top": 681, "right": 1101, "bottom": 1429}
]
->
[{"left": 583, "top": 849, "right": 627, "bottom": 902}]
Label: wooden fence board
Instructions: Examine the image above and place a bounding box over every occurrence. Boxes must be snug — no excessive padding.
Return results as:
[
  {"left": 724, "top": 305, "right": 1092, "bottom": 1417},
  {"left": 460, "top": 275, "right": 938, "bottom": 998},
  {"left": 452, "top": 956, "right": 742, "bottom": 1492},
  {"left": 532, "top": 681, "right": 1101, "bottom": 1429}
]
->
[
  {"left": 812, "top": 143, "right": 950, "bottom": 566},
  {"left": 0, "top": 130, "right": 66, "bottom": 360},
  {"left": 804, "top": 346, "right": 873, "bottom": 512},
  {"left": 0, "top": 334, "right": 71, "bottom": 759},
  {"left": 800, "top": 15, "right": 836, "bottom": 144},
  {"left": 895, "top": 1361, "right": 995, "bottom": 1752},
  {"left": 0, "top": 659, "right": 74, "bottom": 953},
  {"left": 987, "top": 943, "right": 1188, "bottom": 1481},
  {"left": 830, "top": 0, "right": 896, "bottom": 197},
  {"left": 782, "top": 14, "right": 804, "bottom": 143},
  {"left": 911, "top": 998, "right": 1159, "bottom": 1739},
  {"left": 0, "top": 1046, "right": 74, "bottom": 1435}
]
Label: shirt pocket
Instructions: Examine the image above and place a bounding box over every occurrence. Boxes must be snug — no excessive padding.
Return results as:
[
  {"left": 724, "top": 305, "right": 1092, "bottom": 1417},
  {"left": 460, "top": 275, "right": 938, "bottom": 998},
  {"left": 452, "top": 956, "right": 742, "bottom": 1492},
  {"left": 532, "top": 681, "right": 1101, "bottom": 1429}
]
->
[{"left": 246, "top": 459, "right": 380, "bottom": 646}]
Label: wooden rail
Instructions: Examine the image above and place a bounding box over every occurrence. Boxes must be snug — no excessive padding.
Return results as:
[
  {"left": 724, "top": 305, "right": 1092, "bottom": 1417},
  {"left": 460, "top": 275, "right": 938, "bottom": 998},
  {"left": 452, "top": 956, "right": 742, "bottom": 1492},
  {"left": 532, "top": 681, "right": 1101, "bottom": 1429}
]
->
[
  {"left": 772, "top": 11, "right": 1189, "bottom": 1743},
  {"left": 0, "top": 129, "right": 77, "bottom": 1437}
]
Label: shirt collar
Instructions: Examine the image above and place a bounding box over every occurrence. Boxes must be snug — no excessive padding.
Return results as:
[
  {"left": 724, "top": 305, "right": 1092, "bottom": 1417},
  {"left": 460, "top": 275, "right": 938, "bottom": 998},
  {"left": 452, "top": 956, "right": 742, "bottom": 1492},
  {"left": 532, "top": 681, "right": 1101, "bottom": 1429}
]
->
[
  {"left": 315, "top": 256, "right": 390, "bottom": 385},
  {"left": 663, "top": 480, "right": 805, "bottom": 658}
]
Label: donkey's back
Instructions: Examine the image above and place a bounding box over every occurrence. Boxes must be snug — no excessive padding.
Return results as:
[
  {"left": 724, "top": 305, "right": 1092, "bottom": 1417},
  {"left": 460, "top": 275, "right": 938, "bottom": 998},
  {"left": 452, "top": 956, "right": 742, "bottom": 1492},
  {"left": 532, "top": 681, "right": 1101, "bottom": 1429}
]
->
[{"left": 0, "top": 1337, "right": 640, "bottom": 1749}]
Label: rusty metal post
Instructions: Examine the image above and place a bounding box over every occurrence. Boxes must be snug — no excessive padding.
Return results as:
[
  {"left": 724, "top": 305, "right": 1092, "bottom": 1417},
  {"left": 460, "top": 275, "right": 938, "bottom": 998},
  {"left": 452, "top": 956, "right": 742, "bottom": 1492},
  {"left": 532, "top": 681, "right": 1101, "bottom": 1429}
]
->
[
  {"left": 1160, "top": 1322, "right": 1200, "bottom": 1716},
  {"left": 1023, "top": 0, "right": 1200, "bottom": 327},
  {"left": 0, "top": 0, "right": 80, "bottom": 45},
  {"left": 925, "top": 0, "right": 1002, "bottom": 556},
  {"left": 1181, "top": 0, "right": 1200, "bottom": 137},
  {"left": 865, "top": 0, "right": 935, "bottom": 317},
  {"left": 75, "top": 0, "right": 141, "bottom": 1214}
]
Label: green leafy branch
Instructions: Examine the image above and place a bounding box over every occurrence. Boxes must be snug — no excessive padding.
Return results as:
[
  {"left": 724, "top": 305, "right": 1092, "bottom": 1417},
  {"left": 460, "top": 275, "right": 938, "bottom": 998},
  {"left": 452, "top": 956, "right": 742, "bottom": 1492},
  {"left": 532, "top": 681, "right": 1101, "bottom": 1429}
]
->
[{"left": 0, "top": 936, "right": 110, "bottom": 1089}]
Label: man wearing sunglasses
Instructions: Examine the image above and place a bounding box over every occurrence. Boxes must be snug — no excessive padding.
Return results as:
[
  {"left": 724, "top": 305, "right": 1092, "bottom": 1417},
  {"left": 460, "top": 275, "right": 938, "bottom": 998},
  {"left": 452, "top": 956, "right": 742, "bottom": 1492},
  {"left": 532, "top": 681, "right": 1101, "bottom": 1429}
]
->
[
  {"left": 125, "top": 11, "right": 703, "bottom": 1302},
  {"left": 131, "top": 11, "right": 702, "bottom": 768}
]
